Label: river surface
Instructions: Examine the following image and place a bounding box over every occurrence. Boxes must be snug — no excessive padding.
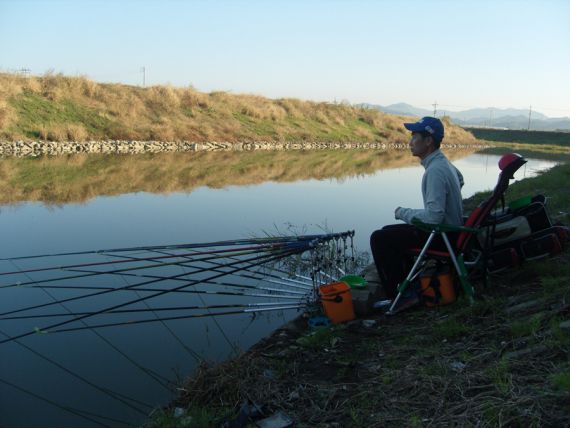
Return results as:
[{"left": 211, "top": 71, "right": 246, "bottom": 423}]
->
[{"left": 0, "top": 149, "right": 559, "bottom": 427}]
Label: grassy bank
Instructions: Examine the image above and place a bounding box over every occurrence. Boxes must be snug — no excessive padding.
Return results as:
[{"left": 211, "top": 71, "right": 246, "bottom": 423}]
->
[
  {"left": 465, "top": 162, "right": 570, "bottom": 225},
  {"left": 146, "top": 162, "right": 570, "bottom": 427},
  {"left": 466, "top": 127, "right": 570, "bottom": 146},
  {"left": 475, "top": 141, "right": 570, "bottom": 163},
  {"left": 0, "top": 73, "right": 476, "bottom": 143}
]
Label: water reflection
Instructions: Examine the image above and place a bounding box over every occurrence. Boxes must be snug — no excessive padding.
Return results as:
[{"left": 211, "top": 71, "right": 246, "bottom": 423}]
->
[{"left": 0, "top": 148, "right": 478, "bottom": 205}]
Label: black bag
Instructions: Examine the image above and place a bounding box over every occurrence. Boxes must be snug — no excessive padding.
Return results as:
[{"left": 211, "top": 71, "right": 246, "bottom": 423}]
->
[{"left": 485, "top": 194, "right": 565, "bottom": 265}]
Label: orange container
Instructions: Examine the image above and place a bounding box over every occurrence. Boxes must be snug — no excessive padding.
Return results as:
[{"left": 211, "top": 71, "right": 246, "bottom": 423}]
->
[
  {"left": 319, "top": 281, "right": 355, "bottom": 324},
  {"left": 420, "top": 269, "right": 456, "bottom": 307}
]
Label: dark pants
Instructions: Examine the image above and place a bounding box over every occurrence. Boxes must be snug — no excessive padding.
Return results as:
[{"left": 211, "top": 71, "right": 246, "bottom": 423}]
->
[{"left": 370, "top": 224, "right": 456, "bottom": 299}]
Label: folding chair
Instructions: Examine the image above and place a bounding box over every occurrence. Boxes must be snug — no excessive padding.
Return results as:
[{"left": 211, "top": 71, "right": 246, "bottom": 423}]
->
[{"left": 388, "top": 153, "right": 528, "bottom": 313}]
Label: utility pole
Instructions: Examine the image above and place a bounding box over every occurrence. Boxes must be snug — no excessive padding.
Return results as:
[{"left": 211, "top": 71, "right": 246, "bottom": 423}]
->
[
  {"left": 141, "top": 66, "right": 146, "bottom": 87},
  {"left": 18, "top": 68, "right": 31, "bottom": 77},
  {"left": 432, "top": 101, "right": 438, "bottom": 116},
  {"left": 527, "top": 105, "right": 532, "bottom": 131}
]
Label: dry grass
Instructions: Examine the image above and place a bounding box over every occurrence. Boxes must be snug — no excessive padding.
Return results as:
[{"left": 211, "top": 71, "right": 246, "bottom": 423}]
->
[{"left": 0, "top": 72, "right": 478, "bottom": 144}]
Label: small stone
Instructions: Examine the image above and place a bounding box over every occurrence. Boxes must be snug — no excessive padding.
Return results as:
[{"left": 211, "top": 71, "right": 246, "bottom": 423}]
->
[
  {"left": 559, "top": 319, "right": 570, "bottom": 334},
  {"left": 373, "top": 300, "right": 392, "bottom": 310},
  {"left": 450, "top": 361, "right": 466, "bottom": 372},
  {"left": 180, "top": 415, "right": 193, "bottom": 427},
  {"left": 362, "top": 319, "right": 377, "bottom": 328},
  {"left": 256, "top": 411, "right": 294, "bottom": 428},
  {"left": 505, "top": 299, "right": 543, "bottom": 315},
  {"left": 505, "top": 344, "right": 548, "bottom": 360},
  {"left": 173, "top": 407, "right": 186, "bottom": 417},
  {"left": 263, "top": 369, "right": 277, "bottom": 380}
]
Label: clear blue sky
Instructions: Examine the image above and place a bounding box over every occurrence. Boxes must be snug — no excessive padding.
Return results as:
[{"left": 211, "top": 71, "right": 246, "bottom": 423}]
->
[{"left": 1, "top": 0, "right": 569, "bottom": 117}]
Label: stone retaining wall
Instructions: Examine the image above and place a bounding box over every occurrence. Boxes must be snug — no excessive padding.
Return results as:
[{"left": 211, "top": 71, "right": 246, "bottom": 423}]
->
[
  {"left": 0, "top": 140, "right": 394, "bottom": 157},
  {"left": 0, "top": 141, "right": 483, "bottom": 157}
]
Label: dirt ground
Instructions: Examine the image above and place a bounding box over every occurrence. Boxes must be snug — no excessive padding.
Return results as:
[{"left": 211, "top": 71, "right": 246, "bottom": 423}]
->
[{"left": 167, "top": 251, "right": 570, "bottom": 427}]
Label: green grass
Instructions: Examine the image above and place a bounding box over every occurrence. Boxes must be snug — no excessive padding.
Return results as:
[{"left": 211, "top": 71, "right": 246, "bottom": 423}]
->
[
  {"left": 549, "top": 317, "right": 570, "bottom": 347},
  {"left": 464, "top": 162, "right": 570, "bottom": 224},
  {"left": 486, "top": 359, "right": 513, "bottom": 395},
  {"left": 433, "top": 319, "right": 472, "bottom": 340},
  {"left": 510, "top": 314, "right": 543, "bottom": 338},
  {"left": 476, "top": 143, "right": 570, "bottom": 163},
  {"left": 8, "top": 90, "right": 116, "bottom": 139},
  {"left": 550, "top": 371, "right": 570, "bottom": 391},
  {"left": 467, "top": 128, "right": 570, "bottom": 146},
  {"left": 295, "top": 326, "right": 343, "bottom": 349},
  {"left": 143, "top": 405, "right": 234, "bottom": 428}
]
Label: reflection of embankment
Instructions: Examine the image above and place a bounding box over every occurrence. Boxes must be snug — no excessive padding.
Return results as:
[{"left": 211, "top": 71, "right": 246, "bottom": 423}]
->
[{"left": 0, "top": 146, "right": 478, "bottom": 205}]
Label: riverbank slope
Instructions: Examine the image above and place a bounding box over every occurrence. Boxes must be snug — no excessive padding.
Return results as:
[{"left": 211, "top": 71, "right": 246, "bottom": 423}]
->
[
  {"left": 0, "top": 73, "right": 476, "bottom": 144},
  {"left": 146, "top": 160, "right": 570, "bottom": 427}
]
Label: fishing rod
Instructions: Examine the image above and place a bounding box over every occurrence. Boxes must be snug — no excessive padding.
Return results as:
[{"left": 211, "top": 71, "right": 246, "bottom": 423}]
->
[
  {"left": 0, "top": 241, "right": 313, "bottom": 295},
  {"left": 35, "top": 304, "right": 309, "bottom": 334},
  {"left": 0, "top": 283, "right": 308, "bottom": 316},
  {"left": 0, "top": 242, "right": 291, "bottom": 278},
  {"left": 0, "top": 233, "right": 347, "bottom": 300},
  {"left": 0, "top": 246, "right": 272, "bottom": 291},
  {"left": 1, "top": 301, "right": 313, "bottom": 320},
  {"left": 0, "top": 246, "right": 302, "bottom": 344},
  {"left": 150, "top": 247, "right": 316, "bottom": 286},
  {"left": 117, "top": 247, "right": 316, "bottom": 289},
  {"left": 61, "top": 266, "right": 310, "bottom": 296},
  {"left": 104, "top": 249, "right": 314, "bottom": 292},
  {"left": 0, "top": 245, "right": 301, "bottom": 319},
  {"left": 0, "top": 233, "right": 349, "bottom": 262},
  {"left": 0, "top": 233, "right": 352, "bottom": 289}
]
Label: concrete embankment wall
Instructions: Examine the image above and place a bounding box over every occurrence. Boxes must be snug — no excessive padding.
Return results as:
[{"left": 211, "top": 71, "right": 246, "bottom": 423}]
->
[{"left": 0, "top": 140, "right": 396, "bottom": 157}]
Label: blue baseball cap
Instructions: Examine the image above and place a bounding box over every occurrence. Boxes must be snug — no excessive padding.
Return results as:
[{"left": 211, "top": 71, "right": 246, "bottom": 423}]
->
[{"left": 404, "top": 116, "right": 444, "bottom": 141}]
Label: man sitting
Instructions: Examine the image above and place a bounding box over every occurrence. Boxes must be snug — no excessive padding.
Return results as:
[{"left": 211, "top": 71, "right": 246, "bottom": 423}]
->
[{"left": 370, "top": 117, "right": 464, "bottom": 300}]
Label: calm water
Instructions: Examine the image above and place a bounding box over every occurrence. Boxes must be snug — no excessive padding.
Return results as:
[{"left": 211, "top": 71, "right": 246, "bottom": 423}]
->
[{"left": 0, "top": 149, "right": 559, "bottom": 427}]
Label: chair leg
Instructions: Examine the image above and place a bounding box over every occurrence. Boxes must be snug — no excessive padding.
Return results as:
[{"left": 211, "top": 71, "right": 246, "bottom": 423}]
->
[
  {"left": 388, "top": 231, "right": 437, "bottom": 313},
  {"left": 441, "top": 233, "right": 475, "bottom": 303}
]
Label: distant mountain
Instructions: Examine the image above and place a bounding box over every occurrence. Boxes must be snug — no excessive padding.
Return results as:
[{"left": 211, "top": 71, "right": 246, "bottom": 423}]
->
[
  {"left": 364, "top": 102, "right": 570, "bottom": 131},
  {"left": 377, "top": 103, "right": 433, "bottom": 117}
]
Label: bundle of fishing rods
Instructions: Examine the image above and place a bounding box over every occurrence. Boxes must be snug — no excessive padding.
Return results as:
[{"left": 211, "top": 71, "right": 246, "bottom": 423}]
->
[
  {"left": 0, "top": 232, "right": 357, "bottom": 426},
  {"left": 0, "top": 231, "right": 356, "bottom": 345}
]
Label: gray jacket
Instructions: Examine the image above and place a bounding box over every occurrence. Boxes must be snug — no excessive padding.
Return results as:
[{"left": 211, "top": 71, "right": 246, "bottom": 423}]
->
[{"left": 396, "top": 149, "right": 464, "bottom": 226}]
